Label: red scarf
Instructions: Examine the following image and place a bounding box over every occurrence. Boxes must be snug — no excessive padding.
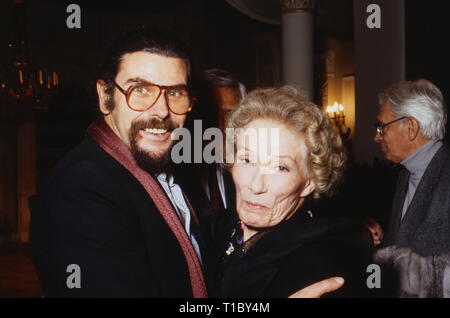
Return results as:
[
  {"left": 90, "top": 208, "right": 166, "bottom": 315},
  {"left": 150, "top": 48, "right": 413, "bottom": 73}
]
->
[{"left": 87, "top": 118, "right": 207, "bottom": 298}]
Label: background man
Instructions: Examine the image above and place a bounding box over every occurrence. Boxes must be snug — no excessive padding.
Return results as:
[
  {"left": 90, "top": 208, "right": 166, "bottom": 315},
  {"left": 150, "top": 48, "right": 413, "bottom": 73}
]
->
[
  {"left": 370, "top": 79, "right": 450, "bottom": 296},
  {"left": 194, "top": 69, "right": 245, "bottom": 215},
  {"left": 203, "top": 68, "right": 246, "bottom": 132}
]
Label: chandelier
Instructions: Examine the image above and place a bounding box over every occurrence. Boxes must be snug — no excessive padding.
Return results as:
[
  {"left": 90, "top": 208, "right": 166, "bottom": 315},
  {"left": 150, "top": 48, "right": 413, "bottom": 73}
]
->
[
  {"left": 0, "top": 0, "right": 58, "bottom": 109},
  {"left": 326, "top": 101, "right": 351, "bottom": 139}
]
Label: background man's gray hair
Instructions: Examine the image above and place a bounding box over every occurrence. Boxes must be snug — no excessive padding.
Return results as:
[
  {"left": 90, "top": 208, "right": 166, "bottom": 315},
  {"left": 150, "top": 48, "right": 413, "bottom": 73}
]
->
[
  {"left": 203, "top": 68, "right": 246, "bottom": 102},
  {"left": 378, "top": 79, "right": 447, "bottom": 140}
]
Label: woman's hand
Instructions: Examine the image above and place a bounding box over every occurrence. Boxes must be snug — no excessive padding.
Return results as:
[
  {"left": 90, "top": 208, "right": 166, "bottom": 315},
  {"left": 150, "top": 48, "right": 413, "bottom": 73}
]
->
[
  {"left": 365, "top": 216, "right": 384, "bottom": 247},
  {"left": 288, "top": 277, "right": 344, "bottom": 298}
]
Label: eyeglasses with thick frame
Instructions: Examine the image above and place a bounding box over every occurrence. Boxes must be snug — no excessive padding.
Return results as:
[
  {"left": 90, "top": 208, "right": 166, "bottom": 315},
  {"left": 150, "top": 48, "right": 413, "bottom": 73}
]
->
[
  {"left": 374, "top": 116, "right": 408, "bottom": 136},
  {"left": 112, "top": 80, "right": 195, "bottom": 115}
]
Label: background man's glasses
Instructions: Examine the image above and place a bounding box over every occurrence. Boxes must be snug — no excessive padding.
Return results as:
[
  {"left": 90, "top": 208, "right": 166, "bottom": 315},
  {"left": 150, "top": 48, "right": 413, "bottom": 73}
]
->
[
  {"left": 374, "top": 116, "right": 408, "bottom": 136},
  {"left": 113, "top": 81, "right": 195, "bottom": 115}
]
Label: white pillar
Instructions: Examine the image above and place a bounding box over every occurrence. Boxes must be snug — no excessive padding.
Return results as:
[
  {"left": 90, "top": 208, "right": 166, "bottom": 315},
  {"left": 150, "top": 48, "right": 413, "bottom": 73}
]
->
[{"left": 281, "top": 0, "right": 315, "bottom": 101}]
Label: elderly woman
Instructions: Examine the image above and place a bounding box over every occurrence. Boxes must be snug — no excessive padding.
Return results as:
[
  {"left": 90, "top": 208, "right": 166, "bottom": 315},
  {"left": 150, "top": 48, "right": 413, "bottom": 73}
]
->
[{"left": 209, "top": 86, "right": 373, "bottom": 298}]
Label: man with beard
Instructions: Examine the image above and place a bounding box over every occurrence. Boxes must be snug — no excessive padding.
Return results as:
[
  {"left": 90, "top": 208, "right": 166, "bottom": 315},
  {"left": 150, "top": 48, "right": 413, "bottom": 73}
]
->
[{"left": 30, "top": 28, "right": 207, "bottom": 297}]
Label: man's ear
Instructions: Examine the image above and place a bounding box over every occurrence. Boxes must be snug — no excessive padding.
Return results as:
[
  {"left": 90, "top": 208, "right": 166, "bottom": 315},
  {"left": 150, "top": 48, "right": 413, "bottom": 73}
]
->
[
  {"left": 97, "top": 80, "right": 111, "bottom": 115},
  {"left": 407, "top": 117, "right": 421, "bottom": 141},
  {"left": 300, "top": 179, "right": 315, "bottom": 198}
]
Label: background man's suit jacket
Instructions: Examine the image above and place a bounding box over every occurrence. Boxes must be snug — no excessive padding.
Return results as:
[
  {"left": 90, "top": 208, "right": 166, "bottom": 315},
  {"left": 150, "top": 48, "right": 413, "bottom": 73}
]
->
[
  {"left": 30, "top": 136, "right": 209, "bottom": 297},
  {"left": 385, "top": 143, "right": 450, "bottom": 256}
]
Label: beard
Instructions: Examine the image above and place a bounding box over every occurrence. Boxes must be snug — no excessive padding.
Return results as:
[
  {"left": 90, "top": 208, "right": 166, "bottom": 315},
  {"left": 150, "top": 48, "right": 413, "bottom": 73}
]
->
[
  {"left": 105, "top": 93, "right": 180, "bottom": 175},
  {"left": 128, "top": 117, "right": 179, "bottom": 175}
]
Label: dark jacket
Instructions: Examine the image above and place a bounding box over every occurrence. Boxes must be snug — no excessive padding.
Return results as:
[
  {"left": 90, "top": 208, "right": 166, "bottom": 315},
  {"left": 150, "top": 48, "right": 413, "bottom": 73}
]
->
[
  {"left": 209, "top": 209, "right": 374, "bottom": 298},
  {"left": 30, "top": 136, "right": 209, "bottom": 297},
  {"left": 186, "top": 163, "right": 236, "bottom": 218},
  {"left": 385, "top": 143, "right": 450, "bottom": 256}
]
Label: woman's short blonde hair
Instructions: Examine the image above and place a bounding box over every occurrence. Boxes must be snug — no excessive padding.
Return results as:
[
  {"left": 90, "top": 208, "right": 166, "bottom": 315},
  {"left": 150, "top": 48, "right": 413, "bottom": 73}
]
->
[{"left": 225, "top": 86, "right": 346, "bottom": 199}]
